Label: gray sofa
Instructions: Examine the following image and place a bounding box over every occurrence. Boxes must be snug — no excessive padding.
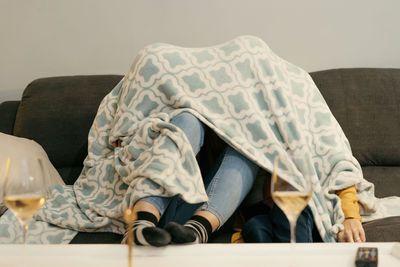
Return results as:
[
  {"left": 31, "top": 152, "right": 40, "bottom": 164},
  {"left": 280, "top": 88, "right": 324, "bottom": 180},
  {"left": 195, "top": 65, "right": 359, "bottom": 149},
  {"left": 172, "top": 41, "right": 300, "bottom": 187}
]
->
[{"left": 1, "top": 68, "right": 399, "bottom": 243}]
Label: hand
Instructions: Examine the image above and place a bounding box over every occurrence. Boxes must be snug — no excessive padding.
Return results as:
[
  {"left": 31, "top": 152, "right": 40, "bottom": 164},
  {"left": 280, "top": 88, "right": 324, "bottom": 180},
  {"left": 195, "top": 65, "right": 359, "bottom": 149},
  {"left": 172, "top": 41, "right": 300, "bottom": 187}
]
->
[{"left": 337, "top": 218, "right": 366, "bottom": 243}]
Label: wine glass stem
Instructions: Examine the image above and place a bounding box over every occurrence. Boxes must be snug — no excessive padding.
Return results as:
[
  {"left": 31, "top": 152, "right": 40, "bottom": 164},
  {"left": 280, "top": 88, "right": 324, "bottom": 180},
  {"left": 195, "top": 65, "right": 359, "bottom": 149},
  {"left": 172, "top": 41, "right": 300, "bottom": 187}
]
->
[
  {"left": 21, "top": 223, "right": 28, "bottom": 267},
  {"left": 289, "top": 219, "right": 296, "bottom": 243},
  {"left": 288, "top": 216, "right": 297, "bottom": 243},
  {"left": 22, "top": 223, "right": 28, "bottom": 244},
  {"left": 127, "top": 224, "right": 133, "bottom": 267},
  {"left": 288, "top": 218, "right": 297, "bottom": 267}
]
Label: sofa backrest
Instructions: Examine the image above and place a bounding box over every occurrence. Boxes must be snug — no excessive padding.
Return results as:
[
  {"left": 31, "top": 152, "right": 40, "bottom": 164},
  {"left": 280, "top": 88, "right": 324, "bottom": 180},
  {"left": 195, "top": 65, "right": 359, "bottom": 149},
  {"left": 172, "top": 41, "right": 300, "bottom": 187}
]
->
[
  {"left": 310, "top": 68, "right": 400, "bottom": 166},
  {"left": 10, "top": 69, "right": 400, "bottom": 196},
  {"left": 310, "top": 68, "right": 400, "bottom": 197},
  {"left": 13, "top": 75, "right": 123, "bottom": 171}
]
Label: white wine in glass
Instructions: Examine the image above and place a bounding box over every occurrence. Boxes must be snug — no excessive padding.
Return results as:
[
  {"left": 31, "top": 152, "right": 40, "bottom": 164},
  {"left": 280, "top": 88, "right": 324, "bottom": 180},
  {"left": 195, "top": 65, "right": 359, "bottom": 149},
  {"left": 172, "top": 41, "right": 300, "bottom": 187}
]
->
[
  {"left": 270, "top": 155, "right": 312, "bottom": 243},
  {"left": 3, "top": 158, "right": 47, "bottom": 244}
]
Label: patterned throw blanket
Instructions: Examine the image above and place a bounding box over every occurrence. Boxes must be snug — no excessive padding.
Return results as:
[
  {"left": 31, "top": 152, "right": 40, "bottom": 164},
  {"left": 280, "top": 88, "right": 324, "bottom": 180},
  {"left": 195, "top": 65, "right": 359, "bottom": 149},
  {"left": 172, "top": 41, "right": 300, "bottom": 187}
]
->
[{"left": 1, "top": 36, "right": 398, "bottom": 243}]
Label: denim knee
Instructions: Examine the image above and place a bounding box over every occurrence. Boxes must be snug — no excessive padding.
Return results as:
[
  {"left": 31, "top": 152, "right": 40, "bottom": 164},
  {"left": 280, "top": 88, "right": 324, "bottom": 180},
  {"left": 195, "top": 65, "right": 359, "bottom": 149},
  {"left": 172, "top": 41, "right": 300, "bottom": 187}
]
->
[
  {"left": 170, "top": 112, "right": 205, "bottom": 155},
  {"left": 199, "top": 146, "right": 258, "bottom": 225}
]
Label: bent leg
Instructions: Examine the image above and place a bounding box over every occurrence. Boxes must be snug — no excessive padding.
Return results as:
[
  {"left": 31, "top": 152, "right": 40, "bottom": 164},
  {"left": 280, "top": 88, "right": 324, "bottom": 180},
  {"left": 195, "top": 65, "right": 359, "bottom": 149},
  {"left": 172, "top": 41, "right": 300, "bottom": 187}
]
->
[
  {"left": 198, "top": 146, "right": 259, "bottom": 229},
  {"left": 128, "top": 112, "right": 206, "bottom": 246},
  {"left": 139, "top": 111, "right": 206, "bottom": 217},
  {"left": 170, "top": 111, "right": 205, "bottom": 155},
  {"left": 164, "top": 146, "right": 259, "bottom": 243}
]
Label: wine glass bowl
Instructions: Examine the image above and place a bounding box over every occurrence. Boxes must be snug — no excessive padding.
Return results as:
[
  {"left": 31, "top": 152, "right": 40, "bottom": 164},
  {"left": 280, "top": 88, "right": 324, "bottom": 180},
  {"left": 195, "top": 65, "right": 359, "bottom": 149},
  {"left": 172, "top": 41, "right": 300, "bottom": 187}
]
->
[
  {"left": 2, "top": 158, "right": 47, "bottom": 244},
  {"left": 270, "top": 155, "right": 312, "bottom": 243}
]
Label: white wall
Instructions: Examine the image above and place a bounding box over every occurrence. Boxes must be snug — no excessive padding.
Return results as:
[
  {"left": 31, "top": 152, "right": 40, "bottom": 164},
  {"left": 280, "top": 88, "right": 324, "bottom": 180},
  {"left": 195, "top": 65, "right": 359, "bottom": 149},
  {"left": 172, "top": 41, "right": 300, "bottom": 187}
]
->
[{"left": 1, "top": 0, "right": 400, "bottom": 101}]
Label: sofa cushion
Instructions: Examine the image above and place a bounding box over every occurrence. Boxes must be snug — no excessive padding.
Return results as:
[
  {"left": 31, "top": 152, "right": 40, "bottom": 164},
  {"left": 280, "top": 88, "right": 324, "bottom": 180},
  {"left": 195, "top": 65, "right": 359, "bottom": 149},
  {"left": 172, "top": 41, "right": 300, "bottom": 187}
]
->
[
  {"left": 310, "top": 68, "right": 400, "bottom": 167},
  {"left": 13, "top": 75, "right": 123, "bottom": 169},
  {"left": 0, "top": 101, "right": 19, "bottom": 134},
  {"left": 363, "top": 216, "right": 400, "bottom": 242},
  {"left": 361, "top": 166, "right": 400, "bottom": 198},
  {"left": 70, "top": 232, "right": 123, "bottom": 244},
  {"left": 0, "top": 133, "right": 65, "bottom": 215}
]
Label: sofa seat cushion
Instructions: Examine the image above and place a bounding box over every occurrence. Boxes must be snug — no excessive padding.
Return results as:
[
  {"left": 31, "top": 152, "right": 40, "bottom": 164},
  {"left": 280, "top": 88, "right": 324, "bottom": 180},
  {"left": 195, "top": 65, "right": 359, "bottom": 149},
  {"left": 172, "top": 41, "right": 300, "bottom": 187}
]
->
[
  {"left": 362, "top": 166, "right": 400, "bottom": 198},
  {"left": 70, "top": 232, "right": 123, "bottom": 244},
  {"left": 363, "top": 216, "right": 400, "bottom": 242}
]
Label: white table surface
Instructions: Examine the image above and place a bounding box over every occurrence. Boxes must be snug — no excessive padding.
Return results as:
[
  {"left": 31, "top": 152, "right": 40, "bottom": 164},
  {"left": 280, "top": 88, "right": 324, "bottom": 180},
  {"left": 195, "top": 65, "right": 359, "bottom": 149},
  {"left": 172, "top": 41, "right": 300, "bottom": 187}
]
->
[{"left": 0, "top": 242, "right": 399, "bottom": 267}]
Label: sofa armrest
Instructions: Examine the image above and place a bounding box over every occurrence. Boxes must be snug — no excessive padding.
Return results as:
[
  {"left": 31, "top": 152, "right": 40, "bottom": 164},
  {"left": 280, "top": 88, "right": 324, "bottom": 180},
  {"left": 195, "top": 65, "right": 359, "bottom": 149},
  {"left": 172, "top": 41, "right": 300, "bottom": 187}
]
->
[{"left": 0, "top": 101, "right": 19, "bottom": 134}]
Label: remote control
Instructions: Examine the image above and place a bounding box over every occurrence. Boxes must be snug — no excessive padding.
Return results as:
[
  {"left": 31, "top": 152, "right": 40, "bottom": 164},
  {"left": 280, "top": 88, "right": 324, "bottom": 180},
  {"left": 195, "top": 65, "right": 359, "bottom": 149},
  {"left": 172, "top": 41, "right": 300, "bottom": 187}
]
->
[{"left": 355, "top": 247, "right": 378, "bottom": 267}]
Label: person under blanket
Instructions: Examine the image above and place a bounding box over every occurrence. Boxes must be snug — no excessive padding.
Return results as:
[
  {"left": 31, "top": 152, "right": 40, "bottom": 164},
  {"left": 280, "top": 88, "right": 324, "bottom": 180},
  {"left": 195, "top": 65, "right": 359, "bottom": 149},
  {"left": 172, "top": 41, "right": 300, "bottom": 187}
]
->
[
  {"left": 3, "top": 35, "right": 384, "bottom": 246},
  {"left": 106, "top": 36, "right": 366, "bottom": 246},
  {"left": 114, "top": 112, "right": 364, "bottom": 246},
  {"left": 114, "top": 111, "right": 259, "bottom": 246}
]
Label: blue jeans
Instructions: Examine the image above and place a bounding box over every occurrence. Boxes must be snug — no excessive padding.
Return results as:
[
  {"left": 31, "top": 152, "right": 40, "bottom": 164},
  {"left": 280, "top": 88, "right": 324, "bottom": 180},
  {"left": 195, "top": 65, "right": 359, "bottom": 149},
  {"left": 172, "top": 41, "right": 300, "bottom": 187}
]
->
[
  {"left": 242, "top": 205, "right": 314, "bottom": 243},
  {"left": 141, "top": 112, "right": 258, "bottom": 227}
]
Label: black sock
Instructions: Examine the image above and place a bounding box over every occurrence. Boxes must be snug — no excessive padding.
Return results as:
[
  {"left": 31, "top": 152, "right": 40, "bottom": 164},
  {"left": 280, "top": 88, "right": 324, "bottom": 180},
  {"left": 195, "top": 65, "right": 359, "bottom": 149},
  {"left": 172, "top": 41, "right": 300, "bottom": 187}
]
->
[
  {"left": 164, "top": 215, "right": 213, "bottom": 244},
  {"left": 124, "top": 211, "right": 171, "bottom": 247}
]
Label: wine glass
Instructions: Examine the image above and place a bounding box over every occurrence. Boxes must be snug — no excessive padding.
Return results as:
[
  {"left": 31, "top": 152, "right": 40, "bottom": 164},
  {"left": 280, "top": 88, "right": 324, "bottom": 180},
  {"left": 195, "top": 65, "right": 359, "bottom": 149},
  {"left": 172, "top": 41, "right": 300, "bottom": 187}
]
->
[
  {"left": 270, "top": 154, "right": 312, "bottom": 244},
  {"left": 2, "top": 157, "right": 47, "bottom": 244}
]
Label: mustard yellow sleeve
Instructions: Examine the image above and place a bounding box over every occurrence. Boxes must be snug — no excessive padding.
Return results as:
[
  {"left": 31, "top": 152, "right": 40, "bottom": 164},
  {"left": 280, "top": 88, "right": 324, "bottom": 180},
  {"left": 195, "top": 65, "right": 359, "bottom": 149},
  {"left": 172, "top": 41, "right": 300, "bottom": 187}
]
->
[
  {"left": 231, "top": 231, "right": 245, "bottom": 243},
  {"left": 336, "top": 185, "right": 362, "bottom": 222}
]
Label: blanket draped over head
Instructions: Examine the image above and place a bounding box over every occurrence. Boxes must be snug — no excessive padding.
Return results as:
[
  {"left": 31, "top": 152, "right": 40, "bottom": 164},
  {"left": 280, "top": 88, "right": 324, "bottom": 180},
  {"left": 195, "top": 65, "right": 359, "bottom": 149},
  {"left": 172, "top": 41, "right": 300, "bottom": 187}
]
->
[{"left": 1, "top": 35, "right": 398, "bottom": 244}]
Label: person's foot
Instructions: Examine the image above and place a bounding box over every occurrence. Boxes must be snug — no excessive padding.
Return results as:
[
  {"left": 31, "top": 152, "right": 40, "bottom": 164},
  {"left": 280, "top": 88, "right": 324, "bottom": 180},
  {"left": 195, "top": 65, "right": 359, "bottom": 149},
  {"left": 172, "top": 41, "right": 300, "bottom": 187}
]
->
[
  {"left": 164, "top": 222, "right": 198, "bottom": 244},
  {"left": 123, "top": 211, "right": 171, "bottom": 247},
  {"left": 122, "top": 224, "right": 171, "bottom": 247},
  {"left": 164, "top": 215, "right": 213, "bottom": 244},
  {"left": 135, "top": 225, "right": 171, "bottom": 247}
]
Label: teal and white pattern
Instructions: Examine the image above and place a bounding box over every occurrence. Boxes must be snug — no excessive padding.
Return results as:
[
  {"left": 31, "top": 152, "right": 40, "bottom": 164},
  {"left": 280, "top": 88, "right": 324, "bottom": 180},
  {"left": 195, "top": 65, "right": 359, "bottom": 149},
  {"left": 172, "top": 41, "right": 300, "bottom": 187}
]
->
[{"left": 1, "top": 36, "right": 398, "bottom": 243}]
